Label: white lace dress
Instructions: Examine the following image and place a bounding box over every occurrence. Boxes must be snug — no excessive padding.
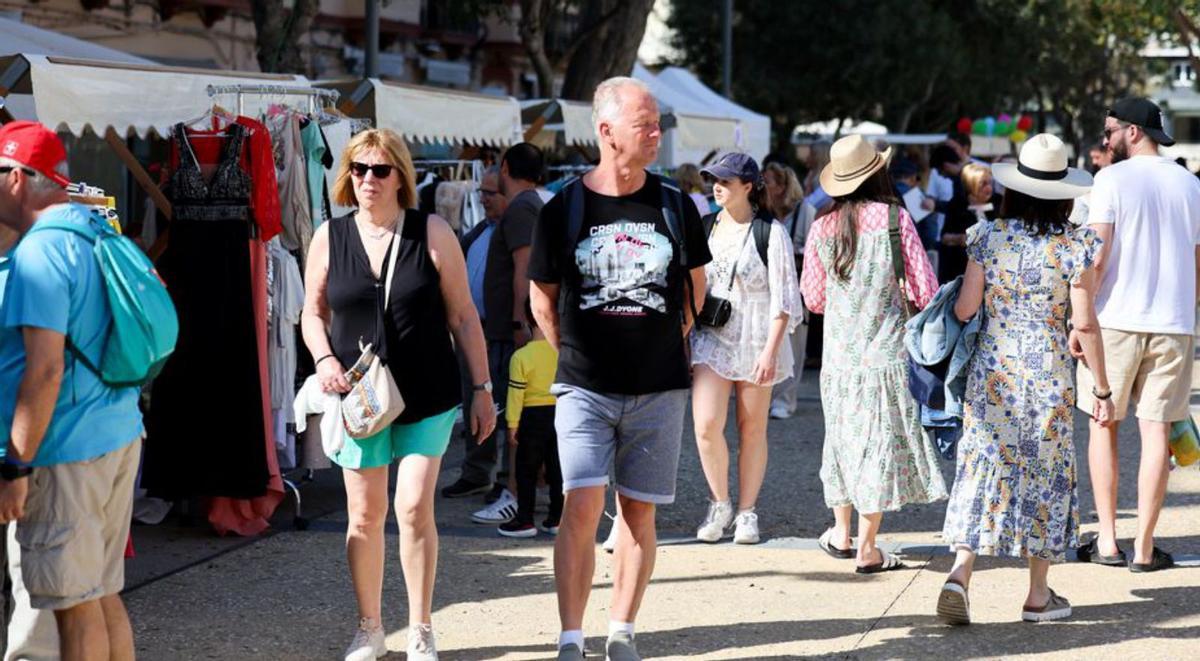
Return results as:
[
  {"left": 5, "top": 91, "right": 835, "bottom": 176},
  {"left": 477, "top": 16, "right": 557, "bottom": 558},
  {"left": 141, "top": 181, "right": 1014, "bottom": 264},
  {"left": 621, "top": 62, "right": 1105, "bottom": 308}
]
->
[{"left": 690, "top": 219, "right": 804, "bottom": 384}]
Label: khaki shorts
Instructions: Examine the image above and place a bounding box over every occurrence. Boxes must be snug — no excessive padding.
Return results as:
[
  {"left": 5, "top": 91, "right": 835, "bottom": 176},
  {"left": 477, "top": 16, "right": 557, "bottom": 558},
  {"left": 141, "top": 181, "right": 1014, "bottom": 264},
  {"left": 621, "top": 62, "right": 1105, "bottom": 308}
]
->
[
  {"left": 1077, "top": 329, "right": 1194, "bottom": 423},
  {"left": 14, "top": 438, "right": 141, "bottom": 611}
]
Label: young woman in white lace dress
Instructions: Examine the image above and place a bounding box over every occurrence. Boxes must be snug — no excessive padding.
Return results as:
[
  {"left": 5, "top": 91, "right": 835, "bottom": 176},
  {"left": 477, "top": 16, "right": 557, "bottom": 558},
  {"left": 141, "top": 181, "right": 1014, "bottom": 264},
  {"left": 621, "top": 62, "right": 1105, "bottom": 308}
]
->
[{"left": 690, "top": 153, "right": 803, "bottom": 544}]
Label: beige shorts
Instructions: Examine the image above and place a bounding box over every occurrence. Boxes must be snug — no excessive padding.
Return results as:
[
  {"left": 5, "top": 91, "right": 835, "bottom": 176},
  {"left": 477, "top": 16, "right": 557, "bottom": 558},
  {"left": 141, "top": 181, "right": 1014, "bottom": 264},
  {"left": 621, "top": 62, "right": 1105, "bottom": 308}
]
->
[
  {"left": 14, "top": 437, "right": 141, "bottom": 611},
  {"left": 1077, "top": 329, "right": 1194, "bottom": 423}
]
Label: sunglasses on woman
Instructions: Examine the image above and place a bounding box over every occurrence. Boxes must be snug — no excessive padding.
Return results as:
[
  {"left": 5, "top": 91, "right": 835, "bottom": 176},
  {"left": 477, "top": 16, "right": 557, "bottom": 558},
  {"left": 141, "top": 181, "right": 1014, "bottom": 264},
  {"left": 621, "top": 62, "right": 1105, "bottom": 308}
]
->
[{"left": 350, "top": 162, "right": 396, "bottom": 179}]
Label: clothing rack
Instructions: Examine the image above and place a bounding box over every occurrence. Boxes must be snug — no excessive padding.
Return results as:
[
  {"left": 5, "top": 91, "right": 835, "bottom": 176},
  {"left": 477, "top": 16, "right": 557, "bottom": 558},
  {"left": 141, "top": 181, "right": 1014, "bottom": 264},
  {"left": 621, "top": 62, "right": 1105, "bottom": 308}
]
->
[{"left": 206, "top": 84, "right": 341, "bottom": 117}]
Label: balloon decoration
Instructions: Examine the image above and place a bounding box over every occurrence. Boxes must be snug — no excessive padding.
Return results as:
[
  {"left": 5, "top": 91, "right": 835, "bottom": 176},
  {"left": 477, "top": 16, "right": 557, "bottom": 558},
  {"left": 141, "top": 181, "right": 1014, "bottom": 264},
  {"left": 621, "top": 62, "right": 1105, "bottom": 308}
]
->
[
  {"left": 957, "top": 117, "right": 973, "bottom": 134},
  {"left": 971, "top": 119, "right": 987, "bottom": 135},
  {"left": 961, "top": 113, "right": 1033, "bottom": 138},
  {"left": 1009, "top": 129, "right": 1028, "bottom": 143},
  {"left": 983, "top": 116, "right": 996, "bottom": 136},
  {"left": 1017, "top": 114, "right": 1033, "bottom": 132}
]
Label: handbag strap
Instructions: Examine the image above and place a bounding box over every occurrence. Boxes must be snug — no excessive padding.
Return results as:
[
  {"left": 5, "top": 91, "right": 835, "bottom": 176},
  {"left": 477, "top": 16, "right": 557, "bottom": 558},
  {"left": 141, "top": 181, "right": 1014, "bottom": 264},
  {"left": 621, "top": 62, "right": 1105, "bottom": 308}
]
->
[
  {"left": 886, "top": 204, "right": 914, "bottom": 317},
  {"left": 713, "top": 214, "right": 754, "bottom": 293},
  {"left": 373, "top": 214, "right": 404, "bottom": 352}
]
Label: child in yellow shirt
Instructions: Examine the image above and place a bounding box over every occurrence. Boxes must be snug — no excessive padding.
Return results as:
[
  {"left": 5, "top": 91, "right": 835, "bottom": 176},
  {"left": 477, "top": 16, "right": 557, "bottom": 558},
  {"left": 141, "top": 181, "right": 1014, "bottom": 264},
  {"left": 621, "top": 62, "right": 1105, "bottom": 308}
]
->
[{"left": 499, "top": 298, "right": 561, "bottom": 537}]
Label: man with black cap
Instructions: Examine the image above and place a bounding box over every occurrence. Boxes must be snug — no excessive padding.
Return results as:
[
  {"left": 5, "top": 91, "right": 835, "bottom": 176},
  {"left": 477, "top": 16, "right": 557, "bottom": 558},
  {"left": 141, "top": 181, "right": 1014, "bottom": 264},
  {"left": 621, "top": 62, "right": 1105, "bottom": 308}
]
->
[
  {"left": 1072, "top": 97, "right": 1200, "bottom": 573},
  {"left": 0, "top": 121, "right": 143, "bottom": 660}
]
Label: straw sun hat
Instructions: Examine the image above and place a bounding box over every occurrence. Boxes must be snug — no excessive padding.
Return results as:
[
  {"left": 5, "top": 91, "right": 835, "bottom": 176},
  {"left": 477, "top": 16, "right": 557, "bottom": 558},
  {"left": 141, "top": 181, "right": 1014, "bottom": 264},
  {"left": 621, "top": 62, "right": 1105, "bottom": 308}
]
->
[
  {"left": 819, "top": 135, "right": 893, "bottom": 197},
  {"left": 992, "top": 133, "right": 1092, "bottom": 200}
]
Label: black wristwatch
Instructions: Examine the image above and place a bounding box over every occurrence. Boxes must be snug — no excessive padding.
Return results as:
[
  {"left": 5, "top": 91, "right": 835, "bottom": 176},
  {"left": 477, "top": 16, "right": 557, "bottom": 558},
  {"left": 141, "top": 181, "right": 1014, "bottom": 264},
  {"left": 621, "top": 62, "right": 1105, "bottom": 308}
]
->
[
  {"left": 473, "top": 381, "right": 493, "bottom": 394},
  {"left": 512, "top": 320, "right": 528, "bottom": 331},
  {"left": 0, "top": 462, "right": 33, "bottom": 481}
]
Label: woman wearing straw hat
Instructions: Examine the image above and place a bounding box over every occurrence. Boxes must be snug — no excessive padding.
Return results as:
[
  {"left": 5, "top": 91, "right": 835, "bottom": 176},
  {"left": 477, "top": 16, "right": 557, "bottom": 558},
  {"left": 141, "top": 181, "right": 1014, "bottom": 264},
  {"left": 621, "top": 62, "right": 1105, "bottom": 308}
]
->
[
  {"left": 799, "top": 135, "right": 947, "bottom": 574},
  {"left": 936, "top": 133, "right": 1114, "bottom": 625}
]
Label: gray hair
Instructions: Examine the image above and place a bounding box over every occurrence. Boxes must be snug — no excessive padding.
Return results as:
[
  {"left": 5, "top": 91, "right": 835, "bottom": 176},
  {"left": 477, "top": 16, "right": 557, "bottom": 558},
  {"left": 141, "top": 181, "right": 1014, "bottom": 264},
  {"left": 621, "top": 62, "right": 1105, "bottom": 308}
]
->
[
  {"left": 592, "top": 77, "right": 653, "bottom": 136},
  {"left": 0, "top": 156, "right": 66, "bottom": 198}
]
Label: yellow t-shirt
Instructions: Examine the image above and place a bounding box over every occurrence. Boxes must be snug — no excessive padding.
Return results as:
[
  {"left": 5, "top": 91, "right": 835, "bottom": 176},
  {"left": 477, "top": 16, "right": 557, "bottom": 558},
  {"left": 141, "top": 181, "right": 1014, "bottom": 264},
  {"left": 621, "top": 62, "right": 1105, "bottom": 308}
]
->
[{"left": 506, "top": 339, "right": 558, "bottom": 428}]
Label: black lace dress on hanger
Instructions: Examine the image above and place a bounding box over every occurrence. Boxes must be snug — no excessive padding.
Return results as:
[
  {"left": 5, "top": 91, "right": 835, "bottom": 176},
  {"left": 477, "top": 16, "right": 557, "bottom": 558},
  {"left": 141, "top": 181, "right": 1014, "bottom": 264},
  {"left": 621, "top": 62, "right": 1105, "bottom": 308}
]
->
[{"left": 143, "top": 123, "right": 270, "bottom": 500}]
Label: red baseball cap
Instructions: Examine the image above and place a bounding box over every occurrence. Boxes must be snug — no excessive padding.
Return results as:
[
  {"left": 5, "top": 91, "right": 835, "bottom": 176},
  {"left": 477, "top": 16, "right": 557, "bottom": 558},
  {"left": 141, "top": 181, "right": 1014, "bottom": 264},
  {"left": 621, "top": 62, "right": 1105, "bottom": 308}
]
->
[{"left": 0, "top": 121, "right": 70, "bottom": 188}]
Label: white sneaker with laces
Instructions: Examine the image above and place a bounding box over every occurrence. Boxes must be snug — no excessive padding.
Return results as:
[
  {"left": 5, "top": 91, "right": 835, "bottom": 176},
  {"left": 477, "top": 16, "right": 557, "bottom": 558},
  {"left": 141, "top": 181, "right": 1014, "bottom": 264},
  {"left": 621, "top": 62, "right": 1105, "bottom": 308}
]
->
[
  {"left": 471, "top": 489, "right": 517, "bottom": 524},
  {"left": 733, "top": 510, "right": 761, "bottom": 544},
  {"left": 344, "top": 618, "right": 386, "bottom": 661},
  {"left": 769, "top": 404, "right": 792, "bottom": 420},
  {"left": 407, "top": 623, "right": 438, "bottom": 661},
  {"left": 696, "top": 500, "right": 733, "bottom": 542}
]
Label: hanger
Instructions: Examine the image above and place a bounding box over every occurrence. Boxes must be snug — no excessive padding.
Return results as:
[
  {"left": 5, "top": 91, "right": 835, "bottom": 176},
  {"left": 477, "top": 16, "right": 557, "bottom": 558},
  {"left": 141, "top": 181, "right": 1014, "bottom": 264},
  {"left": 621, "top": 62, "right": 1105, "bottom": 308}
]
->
[{"left": 181, "top": 103, "right": 236, "bottom": 137}]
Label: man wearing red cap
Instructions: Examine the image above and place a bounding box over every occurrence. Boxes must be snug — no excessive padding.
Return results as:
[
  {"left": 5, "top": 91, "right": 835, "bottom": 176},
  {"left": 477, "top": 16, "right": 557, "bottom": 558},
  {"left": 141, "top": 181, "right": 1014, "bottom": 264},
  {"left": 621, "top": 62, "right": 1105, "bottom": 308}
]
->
[{"left": 0, "top": 121, "right": 143, "bottom": 661}]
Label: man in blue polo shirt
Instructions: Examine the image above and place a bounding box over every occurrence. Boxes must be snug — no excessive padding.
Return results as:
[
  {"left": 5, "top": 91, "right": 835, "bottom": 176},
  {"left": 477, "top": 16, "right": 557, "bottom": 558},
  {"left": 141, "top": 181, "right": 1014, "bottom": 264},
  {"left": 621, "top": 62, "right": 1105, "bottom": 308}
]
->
[{"left": 0, "top": 121, "right": 143, "bottom": 661}]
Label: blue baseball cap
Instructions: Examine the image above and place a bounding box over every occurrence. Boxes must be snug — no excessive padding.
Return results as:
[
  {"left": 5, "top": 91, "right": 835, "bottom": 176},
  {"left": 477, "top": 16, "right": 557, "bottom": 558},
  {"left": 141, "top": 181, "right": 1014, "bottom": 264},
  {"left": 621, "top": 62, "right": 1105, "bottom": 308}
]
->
[{"left": 701, "top": 152, "right": 762, "bottom": 185}]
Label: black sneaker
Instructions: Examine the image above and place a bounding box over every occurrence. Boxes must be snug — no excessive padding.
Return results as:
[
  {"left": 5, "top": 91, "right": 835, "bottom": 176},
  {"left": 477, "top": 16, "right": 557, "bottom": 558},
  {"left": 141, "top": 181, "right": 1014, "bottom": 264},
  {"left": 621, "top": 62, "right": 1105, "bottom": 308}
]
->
[
  {"left": 441, "top": 479, "right": 490, "bottom": 499},
  {"left": 498, "top": 520, "right": 537, "bottom": 538},
  {"left": 484, "top": 483, "right": 506, "bottom": 504},
  {"left": 539, "top": 518, "right": 560, "bottom": 535}
]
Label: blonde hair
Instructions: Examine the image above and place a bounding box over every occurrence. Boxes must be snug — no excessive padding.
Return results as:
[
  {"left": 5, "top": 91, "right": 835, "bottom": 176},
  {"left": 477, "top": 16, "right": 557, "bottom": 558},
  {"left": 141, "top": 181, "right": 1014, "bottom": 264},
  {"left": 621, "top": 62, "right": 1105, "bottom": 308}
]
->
[
  {"left": 674, "top": 163, "right": 704, "bottom": 194},
  {"left": 332, "top": 129, "right": 418, "bottom": 209},
  {"left": 960, "top": 162, "right": 992, "bottom": 201},
  {"left": 763, "top": 162, "right": 804, "bottom": 211}
]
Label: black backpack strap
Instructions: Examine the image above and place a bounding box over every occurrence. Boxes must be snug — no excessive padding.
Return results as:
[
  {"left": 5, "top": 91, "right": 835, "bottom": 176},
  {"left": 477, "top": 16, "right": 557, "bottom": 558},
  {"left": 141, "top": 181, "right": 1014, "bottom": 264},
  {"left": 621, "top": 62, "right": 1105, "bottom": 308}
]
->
[
  {"left": 657, "top": 174, "right": 699, "bottom": 321},
  {"left": 752, "top": 214, "right": 771, "bottom": 268},
  {"left": 559, "top": 175, "right": 586, "bottom": 314}
]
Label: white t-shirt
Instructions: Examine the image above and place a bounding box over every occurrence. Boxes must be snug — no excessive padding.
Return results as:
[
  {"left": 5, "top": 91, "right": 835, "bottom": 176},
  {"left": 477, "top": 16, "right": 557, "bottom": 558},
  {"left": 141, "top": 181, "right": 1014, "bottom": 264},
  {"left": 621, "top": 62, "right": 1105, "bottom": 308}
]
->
[{"left": 1088, "top": 155, "right": 1200, "bottom": 335}]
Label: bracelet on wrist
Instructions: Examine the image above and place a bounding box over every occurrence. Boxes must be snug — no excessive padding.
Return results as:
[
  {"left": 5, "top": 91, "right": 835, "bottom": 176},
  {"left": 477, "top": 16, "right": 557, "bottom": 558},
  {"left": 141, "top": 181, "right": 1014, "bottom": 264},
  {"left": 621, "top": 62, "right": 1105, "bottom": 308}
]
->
[
  {"left": 315, "top": 354, "right": 336, "bottom": 367},
  {"left": 1092, "top": 386, "right": 1113, "bottom": 401}
]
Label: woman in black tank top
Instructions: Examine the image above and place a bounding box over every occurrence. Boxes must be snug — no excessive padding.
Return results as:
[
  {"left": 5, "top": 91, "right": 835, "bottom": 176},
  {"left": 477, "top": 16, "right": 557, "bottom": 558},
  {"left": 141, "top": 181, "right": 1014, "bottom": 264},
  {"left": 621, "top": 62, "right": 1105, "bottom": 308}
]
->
[{"left": 300, "top": 130, "right": 495, "bottom": 659}]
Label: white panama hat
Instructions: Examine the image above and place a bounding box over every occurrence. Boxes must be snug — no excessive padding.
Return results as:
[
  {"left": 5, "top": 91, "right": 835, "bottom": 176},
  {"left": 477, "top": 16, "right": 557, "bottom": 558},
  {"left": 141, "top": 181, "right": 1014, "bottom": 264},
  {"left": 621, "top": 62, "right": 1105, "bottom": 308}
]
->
[{"left": 992, "top": 133, "right": 1092, "bottom": 200}]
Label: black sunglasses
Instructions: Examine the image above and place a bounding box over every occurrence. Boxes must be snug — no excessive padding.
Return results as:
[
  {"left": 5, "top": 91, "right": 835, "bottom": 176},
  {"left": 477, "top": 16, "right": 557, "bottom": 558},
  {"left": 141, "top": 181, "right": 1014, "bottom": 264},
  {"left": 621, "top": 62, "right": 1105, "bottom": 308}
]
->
[
  {"left": 479, "top": 189, "right": 501, "bottom": 197},
  {"left": 349, "top": 162, "right": 396, "bottom": 179},
  {"left": 1102, "top": 123, "right": 1129, "bottom": 140},
  {"left": 0, "top": 165, "right": 37, "bottom": 177}
]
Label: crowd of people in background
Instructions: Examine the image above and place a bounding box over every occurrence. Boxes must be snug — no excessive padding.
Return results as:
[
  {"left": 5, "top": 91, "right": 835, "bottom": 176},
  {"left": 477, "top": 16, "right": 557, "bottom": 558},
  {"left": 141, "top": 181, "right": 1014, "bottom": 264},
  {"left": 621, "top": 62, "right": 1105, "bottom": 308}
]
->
[{"left": 0, "top": 71, "right": 1196, "bottom": 661}]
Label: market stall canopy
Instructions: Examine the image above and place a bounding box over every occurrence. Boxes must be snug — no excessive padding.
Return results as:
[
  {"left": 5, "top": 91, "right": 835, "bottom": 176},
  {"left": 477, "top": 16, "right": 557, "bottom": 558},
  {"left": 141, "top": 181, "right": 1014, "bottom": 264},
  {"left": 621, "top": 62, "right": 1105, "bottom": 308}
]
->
[
  {"left": 321, "top": 78, "right": 523, "bottom": 147},
  {"left": 0, "top": 54, "right": 314, "bottom": 138},
  {"left": 650, "top": 66, "right": 771, "bottom": 163},
  {"left": 633, "top": 63, "right": 739, "bottom": 165},
  {"left": 522, "top": 98, "right": 597, "bottom": 147},
  {"left": 792, "top": 119, "right": 890, "bottom": 142},
  {"left": 0, "top": 17, "right": 156, "bottom": 64}
]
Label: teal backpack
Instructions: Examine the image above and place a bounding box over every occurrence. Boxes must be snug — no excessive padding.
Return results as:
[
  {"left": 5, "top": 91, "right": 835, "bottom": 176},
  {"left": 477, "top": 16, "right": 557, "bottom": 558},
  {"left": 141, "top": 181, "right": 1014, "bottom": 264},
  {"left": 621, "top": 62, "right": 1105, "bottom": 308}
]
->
[{"left": 28, "top": 211, "right": 178, "bottom": 387}]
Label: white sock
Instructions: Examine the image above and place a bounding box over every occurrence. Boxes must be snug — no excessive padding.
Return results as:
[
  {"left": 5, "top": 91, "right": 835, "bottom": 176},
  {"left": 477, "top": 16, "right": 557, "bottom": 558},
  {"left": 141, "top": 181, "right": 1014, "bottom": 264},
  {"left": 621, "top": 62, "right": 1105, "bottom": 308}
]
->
[
  {"left": 558, "top": 630, "right": 584, "bottom": 650},
  {"left": 609, "top": 620, "right": 635, "bottom": 637}
]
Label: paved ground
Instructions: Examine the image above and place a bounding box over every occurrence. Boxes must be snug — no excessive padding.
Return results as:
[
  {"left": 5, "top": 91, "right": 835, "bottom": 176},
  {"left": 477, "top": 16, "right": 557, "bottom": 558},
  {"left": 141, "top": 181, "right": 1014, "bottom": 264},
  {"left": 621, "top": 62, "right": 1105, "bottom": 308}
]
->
[{"left": 103, "top": 373, "right": 1200, "bottom": 660}]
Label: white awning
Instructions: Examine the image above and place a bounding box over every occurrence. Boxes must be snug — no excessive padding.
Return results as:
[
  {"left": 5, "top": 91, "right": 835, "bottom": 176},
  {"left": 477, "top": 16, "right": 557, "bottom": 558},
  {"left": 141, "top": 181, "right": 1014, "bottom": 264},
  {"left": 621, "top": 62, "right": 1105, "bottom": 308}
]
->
[
  {"left": 11, "top": 54, "right": 313, "bottom": 138},
  {"left": 0, "top": 17, "right": 155, "bottom": 64},
  {"left": 522, "top": 98, "right": 596, "bottom": 147},
  {"left": 368, "top": 79, "right": 523, "bottom": 147}
]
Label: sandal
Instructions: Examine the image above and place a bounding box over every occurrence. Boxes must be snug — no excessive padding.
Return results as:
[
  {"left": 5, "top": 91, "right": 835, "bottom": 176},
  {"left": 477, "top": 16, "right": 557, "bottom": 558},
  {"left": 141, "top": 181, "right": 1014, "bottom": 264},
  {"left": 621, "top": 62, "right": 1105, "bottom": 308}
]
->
[
  {"left": 856, "top": 548, "right": 906, "bottom": 574},
  {"left": 818, "top": 528, "right": 854, "bottom": 559},
  {"left": 1128, "top": 547, "right": 1174, "bottom": 573},
  {"left": 1022, "top": 589, "right": 1072, "bottom": 622},
  {"left": 936, "top": 579, "right": 970, "bottom": 625},
  {"left": 1076, "top": 537, "right": 1127, "bottom": 566}
]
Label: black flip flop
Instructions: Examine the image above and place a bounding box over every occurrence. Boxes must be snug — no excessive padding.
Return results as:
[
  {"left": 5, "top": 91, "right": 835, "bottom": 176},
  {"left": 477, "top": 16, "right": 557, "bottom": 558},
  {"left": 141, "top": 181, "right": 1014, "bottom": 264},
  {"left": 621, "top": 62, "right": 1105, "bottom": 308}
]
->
[
  {"left": 1129, "top": 547, "right": 1174, "bottom": 573},
  {"left": 856, "top": 549, "right": 906, "bottom": 574},
  {"left": 818, "top": 528, "right": 854, "bottom": 560},
  {"left": 1076, "top": 537, "right": 1127, "bottom": 566}
]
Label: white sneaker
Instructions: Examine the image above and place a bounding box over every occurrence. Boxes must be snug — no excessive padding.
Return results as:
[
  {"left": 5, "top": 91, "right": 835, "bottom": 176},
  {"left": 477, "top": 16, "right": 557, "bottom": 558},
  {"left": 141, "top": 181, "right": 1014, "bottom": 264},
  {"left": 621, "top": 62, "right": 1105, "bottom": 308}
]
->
[
  {"left": 407, "top": 623, "right": 438, "bottom": 661},
  {"left": 602, "top": 511, "right": 618, "bottom": 553},
  {"left": 344, "top": 618, "right": 386, "bottom": 661},
  {"left": 769, "top": 404, "right": 792, "bottom": 420},
  {"left": 696, "top": 500, "right": 733, "bottom": 542},
  {"left": 471, "top": 489, "right": 517, "bottom": 524},
  {"left": 733, "top": 510, "right": 761, "bottom": 544}
]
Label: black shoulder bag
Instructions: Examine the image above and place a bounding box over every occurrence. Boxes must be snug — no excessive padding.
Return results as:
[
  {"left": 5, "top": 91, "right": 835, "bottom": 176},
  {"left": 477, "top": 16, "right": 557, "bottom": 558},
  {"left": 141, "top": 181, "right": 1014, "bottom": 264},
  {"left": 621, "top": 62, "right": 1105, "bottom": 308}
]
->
[{"left": 696, "top": 217, "right": 755, "bottom": 328}]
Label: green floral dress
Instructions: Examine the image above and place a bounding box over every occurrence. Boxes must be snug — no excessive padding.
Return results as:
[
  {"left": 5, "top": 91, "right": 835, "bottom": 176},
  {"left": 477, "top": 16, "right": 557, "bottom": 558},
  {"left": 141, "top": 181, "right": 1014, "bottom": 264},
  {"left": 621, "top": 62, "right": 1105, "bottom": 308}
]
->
[
  {"left": 800, "top": 202, "right": 948, "bottom": 513},
  {"left": 942, "top": 219, "right": 1101, "bottom": 560}
]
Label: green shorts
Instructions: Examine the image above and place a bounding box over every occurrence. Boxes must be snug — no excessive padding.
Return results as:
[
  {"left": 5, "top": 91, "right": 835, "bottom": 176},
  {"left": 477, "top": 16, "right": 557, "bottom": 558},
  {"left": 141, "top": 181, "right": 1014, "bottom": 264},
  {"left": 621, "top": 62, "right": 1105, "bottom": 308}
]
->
[{"left": 332, "top": 407, "right": 458, "bottom": 470}]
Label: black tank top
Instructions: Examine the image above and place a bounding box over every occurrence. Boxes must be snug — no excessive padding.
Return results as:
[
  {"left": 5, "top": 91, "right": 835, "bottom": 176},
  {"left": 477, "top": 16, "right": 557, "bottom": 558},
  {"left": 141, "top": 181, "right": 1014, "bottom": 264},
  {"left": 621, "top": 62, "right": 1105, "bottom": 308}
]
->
[{"left": 326, "top": 211, "right": 461, "bottom": 424}]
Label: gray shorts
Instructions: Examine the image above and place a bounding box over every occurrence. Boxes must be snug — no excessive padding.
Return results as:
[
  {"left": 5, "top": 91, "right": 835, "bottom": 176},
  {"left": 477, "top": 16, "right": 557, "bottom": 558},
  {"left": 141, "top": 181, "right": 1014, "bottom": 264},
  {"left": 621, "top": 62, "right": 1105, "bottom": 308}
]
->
[{"left": 552, "top": 384, "right": 688, "bottom": 504}]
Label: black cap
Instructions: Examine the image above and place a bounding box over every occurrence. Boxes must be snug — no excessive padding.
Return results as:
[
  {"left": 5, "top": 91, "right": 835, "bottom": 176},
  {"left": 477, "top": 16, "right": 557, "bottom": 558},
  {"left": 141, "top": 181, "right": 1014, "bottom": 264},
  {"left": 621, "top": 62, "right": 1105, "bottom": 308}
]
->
[
  {"left": 701, "top": 152, "right": 762, "bottom": 185},
  {"left": 1108, "top": 97, "right": 1175, "bottom": 147}
]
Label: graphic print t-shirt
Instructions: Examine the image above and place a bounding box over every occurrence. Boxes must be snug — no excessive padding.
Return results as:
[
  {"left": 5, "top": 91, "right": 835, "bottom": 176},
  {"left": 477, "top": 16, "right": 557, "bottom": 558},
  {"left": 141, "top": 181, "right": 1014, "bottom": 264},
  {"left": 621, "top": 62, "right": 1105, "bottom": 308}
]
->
[{"left": 528, "top": 175, "right": 711, "bottom": 395}]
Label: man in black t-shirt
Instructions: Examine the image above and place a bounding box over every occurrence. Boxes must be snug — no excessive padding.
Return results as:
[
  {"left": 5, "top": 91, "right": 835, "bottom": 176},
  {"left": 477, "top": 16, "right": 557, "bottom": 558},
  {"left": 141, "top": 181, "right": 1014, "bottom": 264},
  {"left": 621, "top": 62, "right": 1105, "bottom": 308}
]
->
[{"left": 528, "top": 77, "right": 710, "bottom": 661}]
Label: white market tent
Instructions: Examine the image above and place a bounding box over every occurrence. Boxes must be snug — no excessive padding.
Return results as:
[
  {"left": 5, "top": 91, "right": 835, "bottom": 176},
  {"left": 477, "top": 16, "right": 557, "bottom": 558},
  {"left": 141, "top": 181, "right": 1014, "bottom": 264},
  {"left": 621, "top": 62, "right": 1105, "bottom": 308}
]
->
[
  {"left": 792, "top": 118, "right": 890, "bottom": 142},
  {"left": 0, "top": 17, "right": 154, "bottom": 65},
  {"left": 322, "top": 78, "right": 523, "bottom": 147},
  {"left": 651, "top": 66, "right": 771, "bottom": 163},
  {"left": 633, "top": 63, "right": 740, "bottom": 167},
  {"left": 521, "top": 98, "right": 597, "bottom": 148}
]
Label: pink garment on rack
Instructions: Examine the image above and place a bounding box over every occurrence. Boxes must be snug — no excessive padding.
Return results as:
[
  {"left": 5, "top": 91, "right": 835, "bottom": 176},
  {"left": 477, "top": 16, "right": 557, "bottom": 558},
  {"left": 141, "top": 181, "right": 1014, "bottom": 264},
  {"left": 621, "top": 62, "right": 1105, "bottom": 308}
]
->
[{"left": 207, "top": 239, "right": 285, "bottom": 536}]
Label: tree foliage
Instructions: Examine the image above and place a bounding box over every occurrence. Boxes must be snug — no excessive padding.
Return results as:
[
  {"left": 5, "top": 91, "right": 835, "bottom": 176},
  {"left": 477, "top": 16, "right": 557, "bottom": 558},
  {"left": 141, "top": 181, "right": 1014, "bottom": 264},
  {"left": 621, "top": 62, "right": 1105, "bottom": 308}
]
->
[{"left": 667, "top": 0, "right": 1188, "bottom": 155}]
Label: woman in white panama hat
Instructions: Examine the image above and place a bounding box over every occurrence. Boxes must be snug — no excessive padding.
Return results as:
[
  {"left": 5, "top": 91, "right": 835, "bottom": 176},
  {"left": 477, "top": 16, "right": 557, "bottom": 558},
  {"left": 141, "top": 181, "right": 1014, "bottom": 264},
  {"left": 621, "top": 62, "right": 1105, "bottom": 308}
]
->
[
  {"left": 936, "top": 133, "right": 1115, "bottom": 626},
  {"left": 799, "top": 135, "right": 947, "bottom": 574}
]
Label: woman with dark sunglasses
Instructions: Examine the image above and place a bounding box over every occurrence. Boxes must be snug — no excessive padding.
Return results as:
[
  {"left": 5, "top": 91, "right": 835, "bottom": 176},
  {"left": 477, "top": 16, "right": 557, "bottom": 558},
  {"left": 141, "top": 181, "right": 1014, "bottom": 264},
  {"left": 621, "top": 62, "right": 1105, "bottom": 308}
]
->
[{"left": 302, "top": 129, "right": 495, "bottom": 661}]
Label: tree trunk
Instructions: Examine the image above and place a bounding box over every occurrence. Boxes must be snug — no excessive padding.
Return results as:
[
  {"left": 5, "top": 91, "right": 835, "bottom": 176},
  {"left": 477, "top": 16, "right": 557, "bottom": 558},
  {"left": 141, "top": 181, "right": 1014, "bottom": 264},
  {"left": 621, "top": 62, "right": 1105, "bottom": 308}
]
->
[
  {"left": 250, "top": 0, "right": 321, "bottom": 74},
  {"left": 559, "top": 0, "right": 655, "bottom": 101},
  {"left": 518, "top": 0, "right": 558, "bottom": 97}
]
